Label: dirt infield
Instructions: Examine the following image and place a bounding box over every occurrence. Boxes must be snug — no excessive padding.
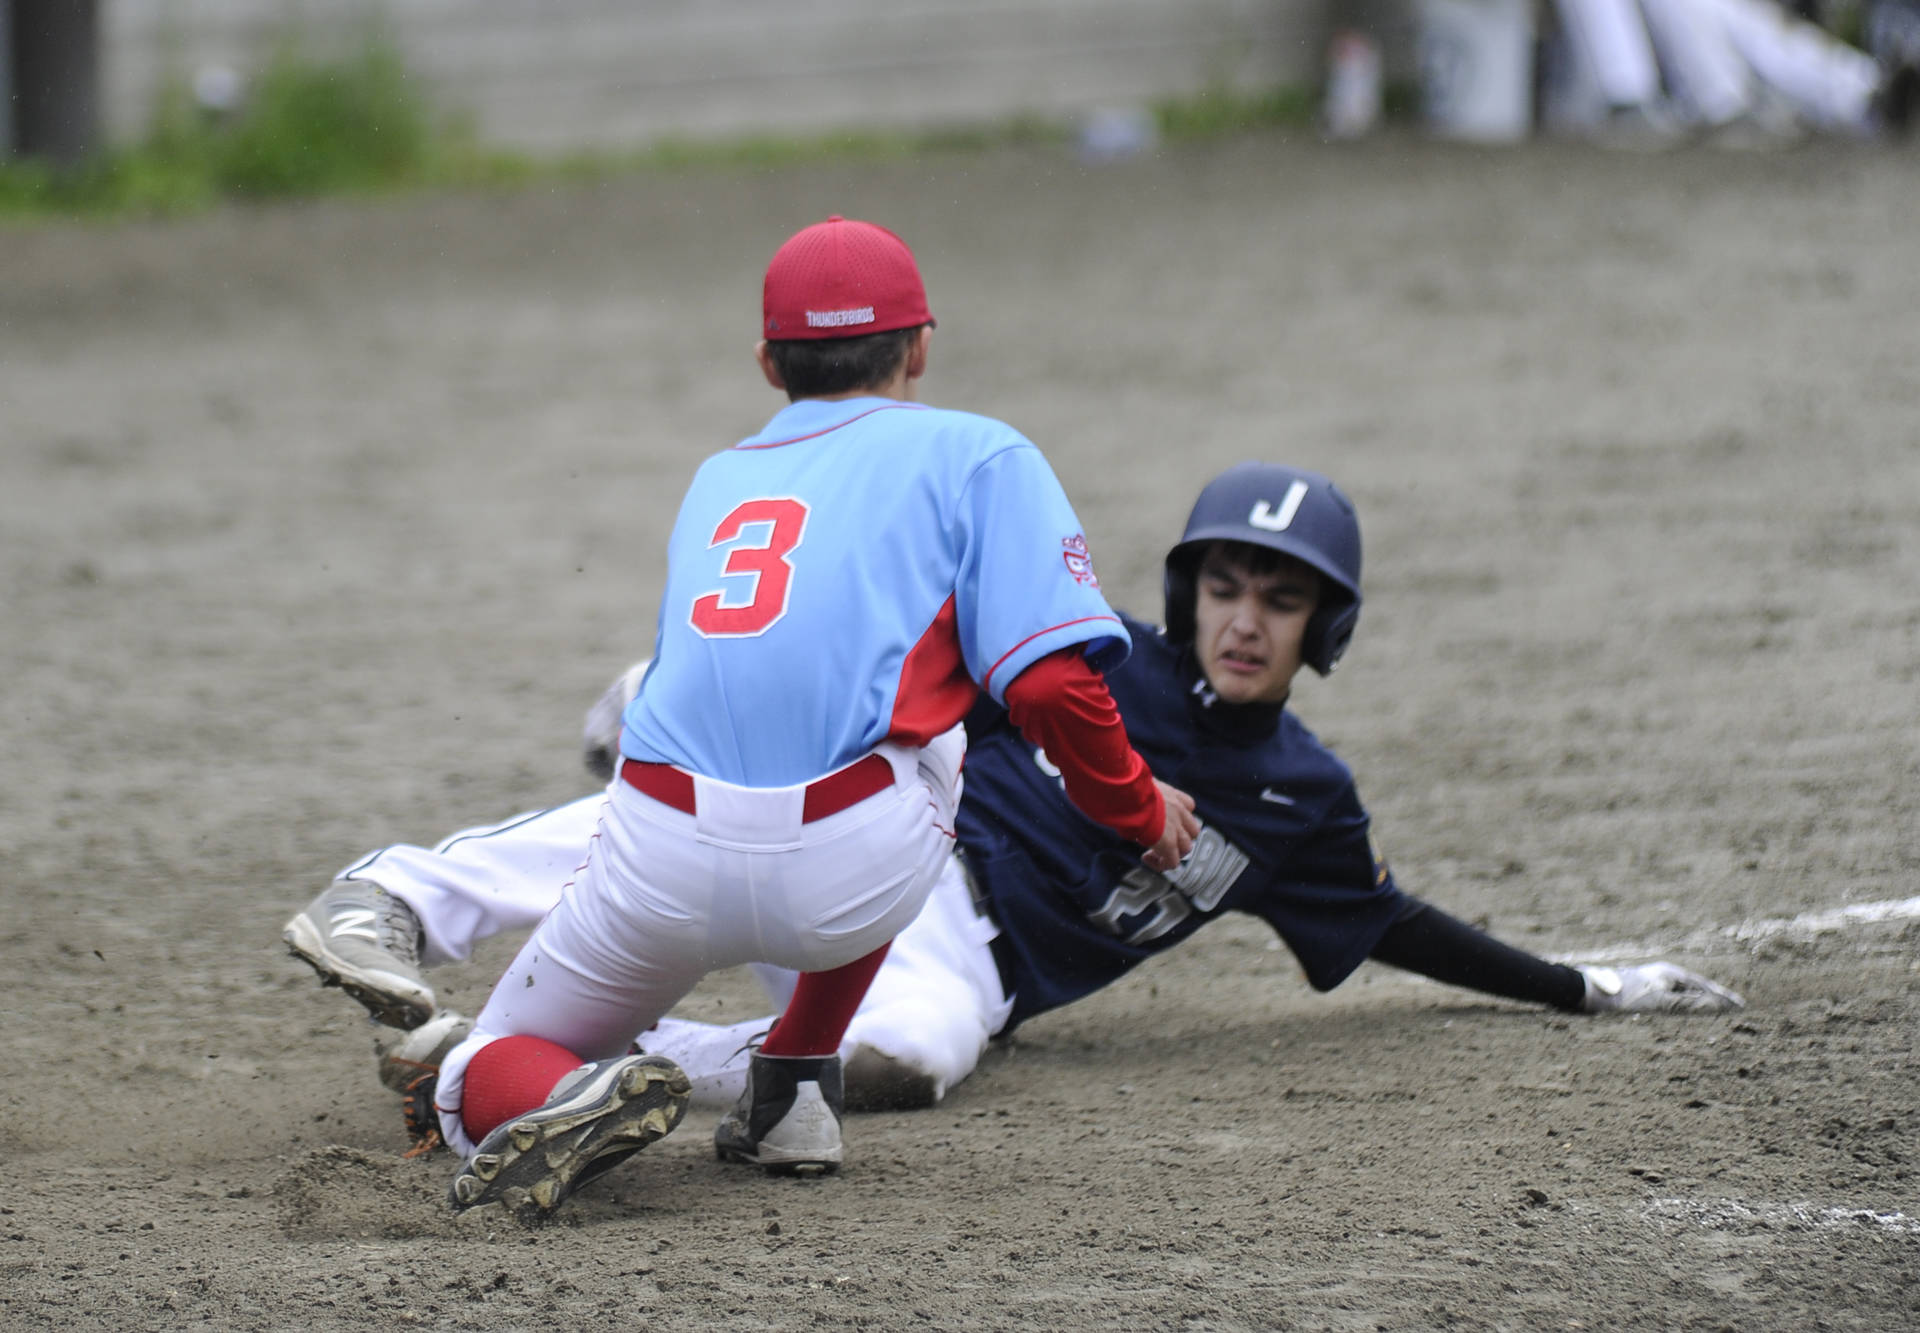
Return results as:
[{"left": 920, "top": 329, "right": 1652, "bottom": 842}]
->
[{"left": 4, "top": 133, "right": 1917, "bottom": 1331}]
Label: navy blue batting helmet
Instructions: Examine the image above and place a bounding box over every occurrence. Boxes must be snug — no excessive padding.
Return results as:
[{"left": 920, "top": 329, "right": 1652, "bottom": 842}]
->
[{"left": 1163, "top": 462, "right": 1363, "bottom": 675}]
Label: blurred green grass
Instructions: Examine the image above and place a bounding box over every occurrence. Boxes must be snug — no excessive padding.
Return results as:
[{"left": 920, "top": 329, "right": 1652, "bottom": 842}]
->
[
  {"left": 0, "top": 41, "right": 1321, "bottom": 221},
  {"left": 0, "top": 39, "right": 457, "bottom": 217}
]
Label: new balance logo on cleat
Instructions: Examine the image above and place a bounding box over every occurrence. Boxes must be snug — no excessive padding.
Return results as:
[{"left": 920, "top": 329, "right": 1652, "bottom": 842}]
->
[
  {"left": 281, "top": 880, "right": 436, "bottom": 1029},
  {"left": 714, "top": 1052, "right": 845, "bottom": 1175},
  {"left": 325, "top": 906, "right": 379, "bottom": 942}
]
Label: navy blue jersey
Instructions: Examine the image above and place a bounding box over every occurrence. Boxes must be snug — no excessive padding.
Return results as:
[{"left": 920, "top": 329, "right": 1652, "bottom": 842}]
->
[{"left": 956, "top": 614, "right": 1408, "bottom": 1031}]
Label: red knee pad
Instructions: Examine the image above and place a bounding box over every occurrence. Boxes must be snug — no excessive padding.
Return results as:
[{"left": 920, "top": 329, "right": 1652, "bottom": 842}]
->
[{"left": 460, "top": 1034, "right": 587, "bottom": 1143}]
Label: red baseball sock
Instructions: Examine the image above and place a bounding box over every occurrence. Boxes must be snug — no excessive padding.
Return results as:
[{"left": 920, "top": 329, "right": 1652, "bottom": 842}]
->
[
  {"left": 758, "top": 942, "right": 892, "bottom": 1058},
  {"left": 460, "top": 1034, "right": 588, "bottom": 1144}
]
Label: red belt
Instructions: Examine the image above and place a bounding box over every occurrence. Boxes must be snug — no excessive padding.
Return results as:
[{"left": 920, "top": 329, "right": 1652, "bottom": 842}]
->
[{"left": 620, "top": 753, "right": 894, "bottom": 823}]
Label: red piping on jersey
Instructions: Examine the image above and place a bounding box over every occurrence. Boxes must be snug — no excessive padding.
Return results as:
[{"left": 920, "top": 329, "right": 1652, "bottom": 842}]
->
[
  {"left": 888, "top": 594, "right": 979, "bottom": 747},
  {"left": 980, "top": 614, "right": 1125, "bottom": 696},
  {"left": 735, "top": 403, "right": 927, "bottom": 450}
]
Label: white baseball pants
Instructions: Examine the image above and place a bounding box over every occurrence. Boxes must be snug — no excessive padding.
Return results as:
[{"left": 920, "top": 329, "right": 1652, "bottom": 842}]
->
[
  {"left": 335, "top": 797, "right": 609, "bottom": 967},
  {"left": 334, "top": 768, "right": 1011, "bottom": 1127},
  {"left": 429, "top": 731, "right": 965, "bottom": 1156}
]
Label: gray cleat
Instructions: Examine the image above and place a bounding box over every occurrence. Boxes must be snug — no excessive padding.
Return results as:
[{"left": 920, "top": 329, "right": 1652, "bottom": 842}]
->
[
  {"left": 282, "top": 880, "right": 435, "bottom": 1029},
  {"left": 449, "top": 1054, "right": 691, "bottom": 1222}
]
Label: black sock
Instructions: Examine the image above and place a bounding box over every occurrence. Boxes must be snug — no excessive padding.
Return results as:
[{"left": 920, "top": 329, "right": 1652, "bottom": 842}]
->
[{"left": 1368, "top": 900, "right": 1586, "bottom": 1011}]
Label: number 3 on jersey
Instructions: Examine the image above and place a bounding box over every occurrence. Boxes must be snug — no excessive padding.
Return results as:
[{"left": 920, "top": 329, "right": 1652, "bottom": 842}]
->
[{"left": 689, "top": 497, "right": 809, "bottom": 637}]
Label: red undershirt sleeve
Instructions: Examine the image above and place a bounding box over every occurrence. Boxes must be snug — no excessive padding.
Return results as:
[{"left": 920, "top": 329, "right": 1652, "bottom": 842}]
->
[{"left": 1001, "top": 647, "right": 1166, "bottom": 847}]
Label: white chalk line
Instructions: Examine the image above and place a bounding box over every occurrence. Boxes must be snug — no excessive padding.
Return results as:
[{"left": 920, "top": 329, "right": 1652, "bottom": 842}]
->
[
  {"left": 1385, "top": 901, "right": 1918, "bottom": 1243},
  {"left": 1551, "top": 894, "right": 1920, "bottom": 966},
  {"left": 1642, "top": 1196, "right": 1920, "bottom": 1237},
  {"left": 1610, "top": 899, "right": 1920, "bottom": 1245}
]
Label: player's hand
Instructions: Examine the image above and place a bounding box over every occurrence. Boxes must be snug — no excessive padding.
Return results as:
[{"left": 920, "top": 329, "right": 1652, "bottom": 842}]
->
[
  {"left": 1140, "top": 780, "right": 1199, "bottom": 873},
  {"left": 582, "top": 659, "right": 651, "bottom": 781},
  {"left": 1577, "top": 962, "right": 1744, "bottom": 1013}
]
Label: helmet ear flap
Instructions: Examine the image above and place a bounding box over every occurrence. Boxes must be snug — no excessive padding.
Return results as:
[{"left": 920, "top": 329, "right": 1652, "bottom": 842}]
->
[
  {"left": 1162, "top": 557, "right": 1199, "bottom": 644},
  {"left": 1303, "top": 600, "right": 1360, "bottom": 676}
]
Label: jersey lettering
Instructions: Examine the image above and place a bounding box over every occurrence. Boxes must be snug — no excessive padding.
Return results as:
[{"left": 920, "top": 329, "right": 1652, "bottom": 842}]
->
[
  {"left": 1090, "top": 867, "right": 1190, "bottom": 944},
  {"left": 1033, "top": 739, "right": 1253, "bottom": 930},
  {"left": 1087, "top": 825, "right": 1251, "bottom": 944},
  {"left": 1248, "top": 480, "right": 1309, "bottom": 532},
  {"left": 1169, "top": 826, "right": 1251, "bottom": 910},
  {"left": 689, "top": 498, "right": 809, "bottom": 637}
]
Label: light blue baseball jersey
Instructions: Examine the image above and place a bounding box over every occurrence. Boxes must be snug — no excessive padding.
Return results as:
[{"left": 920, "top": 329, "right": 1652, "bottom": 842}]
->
[{"left": 620, "top": 397, "right": 1130, "bottom": 787}]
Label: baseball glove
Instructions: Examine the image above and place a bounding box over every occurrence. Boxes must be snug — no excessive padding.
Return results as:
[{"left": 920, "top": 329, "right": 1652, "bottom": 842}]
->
[{"left": 399, "top": 1071, "right": 444, "bottom": 1158}]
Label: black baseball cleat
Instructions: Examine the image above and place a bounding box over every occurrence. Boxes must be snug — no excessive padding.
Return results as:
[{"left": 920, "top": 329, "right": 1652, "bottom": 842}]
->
[
  {"left": 449, "top": 1054, "right": 691, "bottom": 1222},
  {"left": 714, "top": 1052, "right": 844, "bottom": 1175}
]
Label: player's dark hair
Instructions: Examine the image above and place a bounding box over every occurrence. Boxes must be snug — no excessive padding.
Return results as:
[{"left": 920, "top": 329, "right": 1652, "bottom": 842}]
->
[
  {"left": 766, "top": 325, "right": 922, "bottom": 400},
  {"left": 1197, "top": 540, "right": 1319, "bottom": 586}
]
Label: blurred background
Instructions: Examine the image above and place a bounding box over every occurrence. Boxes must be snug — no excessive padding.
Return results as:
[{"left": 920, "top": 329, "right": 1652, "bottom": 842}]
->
[{"left": 2, "top": 0, "right": 1914, "bottom": 210}]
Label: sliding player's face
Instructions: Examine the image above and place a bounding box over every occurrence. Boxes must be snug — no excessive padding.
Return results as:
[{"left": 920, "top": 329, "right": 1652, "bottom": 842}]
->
[{"left": 1192, "top": 545, "right": 1320, "bottom": 706}]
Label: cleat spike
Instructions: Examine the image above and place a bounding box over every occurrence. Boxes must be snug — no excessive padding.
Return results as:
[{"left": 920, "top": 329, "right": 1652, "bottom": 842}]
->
[{"left": 448, "top": 1054, "right": 690, "bottom": 1219}]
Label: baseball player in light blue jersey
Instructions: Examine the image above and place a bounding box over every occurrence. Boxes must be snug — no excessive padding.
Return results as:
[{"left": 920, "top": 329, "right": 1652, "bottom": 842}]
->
[
  {"left": 625, "top": 395, "right": 1146, "bottom": 786},
  {"left": 289, "top": 216, "right": 1200, "bottom": 1222},
  {"left": 292, "top": 464, "right": 1742, "bottom": 1166}
]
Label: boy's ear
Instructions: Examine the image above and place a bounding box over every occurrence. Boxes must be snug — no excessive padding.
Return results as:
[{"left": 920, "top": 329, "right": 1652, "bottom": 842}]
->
[
  {"left": 755, "top": 340, "right": 786, "bottom": 391},
  {"left": 903, "top": 324, "right": 932, "bottom": 382}
]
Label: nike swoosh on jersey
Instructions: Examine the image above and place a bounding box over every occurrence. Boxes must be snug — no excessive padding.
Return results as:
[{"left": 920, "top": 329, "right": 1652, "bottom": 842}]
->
[{"left": 1258, "top": 787, "right": 1296, "bottom": 805}]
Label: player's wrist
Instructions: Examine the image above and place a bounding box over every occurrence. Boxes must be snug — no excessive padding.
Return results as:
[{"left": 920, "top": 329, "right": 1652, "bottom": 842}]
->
[
  {"left": 1105, "top": 775, "right": 1164, "bottom": 848},
  {"left": 1138, "top": 787, "right": 1168, "bottom": 849}
]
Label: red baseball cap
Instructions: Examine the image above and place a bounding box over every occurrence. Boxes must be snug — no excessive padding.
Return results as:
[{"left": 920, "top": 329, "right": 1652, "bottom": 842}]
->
[{"left": 762, "top": 215, "right": 934, "bottom": 341}]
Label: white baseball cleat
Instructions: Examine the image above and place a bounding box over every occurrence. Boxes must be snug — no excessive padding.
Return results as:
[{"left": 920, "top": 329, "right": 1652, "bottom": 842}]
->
[
  {"left": 1579, "top": 962, "right": 1745, "bottom": 1014},
  {"left": 282, "top": 880, "right": 435, "bottom": 1029},
  {"left": 375, "top": 1009, "right": 474, "bottom": 1094}
]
